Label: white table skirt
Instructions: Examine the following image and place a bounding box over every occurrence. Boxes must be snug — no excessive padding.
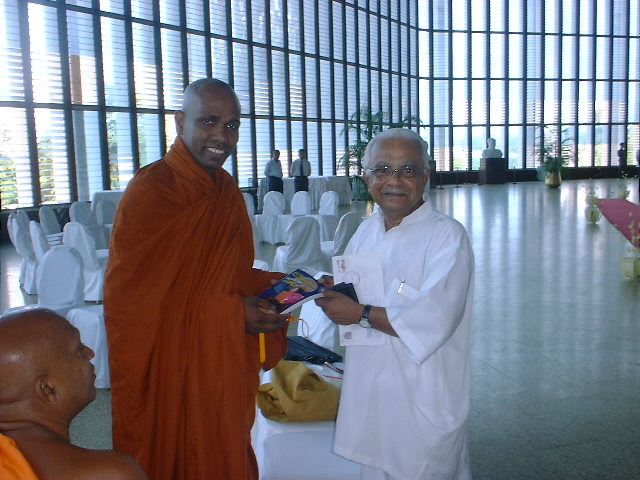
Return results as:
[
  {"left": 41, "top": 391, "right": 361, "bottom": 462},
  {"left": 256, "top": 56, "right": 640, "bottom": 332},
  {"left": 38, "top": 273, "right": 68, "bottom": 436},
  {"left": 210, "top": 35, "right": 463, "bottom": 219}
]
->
[
  {"left": 252, "top": 363, "right": 359, "bottom": 480},
  {"left": 91, "top": 189, "right": 124, "bottom": 214},
  {"left": 257, "top": 177, "right": 351, "bottom": 211}
]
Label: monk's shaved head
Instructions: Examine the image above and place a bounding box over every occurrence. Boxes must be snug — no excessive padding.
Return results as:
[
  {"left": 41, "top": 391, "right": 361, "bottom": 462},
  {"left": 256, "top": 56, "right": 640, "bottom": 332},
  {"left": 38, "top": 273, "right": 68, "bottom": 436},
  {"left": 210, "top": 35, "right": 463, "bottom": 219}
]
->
[
  {"left": 175, "top": 78, "right": 241, "bottom": 176},
  {"left": 0, "top": 309, "right": 95, "bottom": 416},
  {"left": 181, "top": 78, "right": 238, "bottom": 113}
]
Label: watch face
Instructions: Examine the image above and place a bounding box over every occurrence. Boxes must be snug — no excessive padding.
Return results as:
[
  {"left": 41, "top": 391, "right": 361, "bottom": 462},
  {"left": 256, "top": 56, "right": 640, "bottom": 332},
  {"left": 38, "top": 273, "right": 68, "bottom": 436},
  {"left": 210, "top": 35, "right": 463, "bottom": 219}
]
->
[{"left": 359, "top": 318, "right": 371, "bottom": 328}]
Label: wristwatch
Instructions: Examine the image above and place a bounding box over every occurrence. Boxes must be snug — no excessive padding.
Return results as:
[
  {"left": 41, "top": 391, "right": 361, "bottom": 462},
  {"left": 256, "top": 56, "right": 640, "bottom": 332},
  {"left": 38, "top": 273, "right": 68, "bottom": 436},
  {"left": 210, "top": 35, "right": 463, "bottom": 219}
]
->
[{"left": 359, "top": 304, "right": 372, "bottom": 328}]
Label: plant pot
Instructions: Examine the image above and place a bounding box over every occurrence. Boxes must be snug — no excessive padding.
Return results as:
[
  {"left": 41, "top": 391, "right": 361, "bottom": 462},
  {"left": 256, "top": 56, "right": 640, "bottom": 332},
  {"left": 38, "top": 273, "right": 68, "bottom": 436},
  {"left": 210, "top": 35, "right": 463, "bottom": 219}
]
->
[
  {"left": 620, "top": 256, "right": 640, "bottom": 279},
  {"left": 544, "top": 171, "right": 562, "bottom": 188},
  {"left": 584, "top": 205, "right": 601, "bottom": 223}
]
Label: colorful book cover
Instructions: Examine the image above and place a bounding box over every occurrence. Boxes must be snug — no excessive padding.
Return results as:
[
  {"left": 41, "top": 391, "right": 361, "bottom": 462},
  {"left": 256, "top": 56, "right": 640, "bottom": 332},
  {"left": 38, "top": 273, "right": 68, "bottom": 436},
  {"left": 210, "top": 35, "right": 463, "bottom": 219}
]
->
[{"left": 258, "top": 269, "right": 326, "bottom": 314}]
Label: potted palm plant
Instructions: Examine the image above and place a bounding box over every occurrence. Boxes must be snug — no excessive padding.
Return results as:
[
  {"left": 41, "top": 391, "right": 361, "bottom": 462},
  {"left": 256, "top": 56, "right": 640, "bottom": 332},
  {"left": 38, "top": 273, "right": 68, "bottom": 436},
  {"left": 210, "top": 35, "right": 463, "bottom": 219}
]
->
[
  {"left": 341, "top": 108, "right": 421, "bottom": 203},
  {"left": 537, "top": 126, "right": 572, "bottom": 188}
]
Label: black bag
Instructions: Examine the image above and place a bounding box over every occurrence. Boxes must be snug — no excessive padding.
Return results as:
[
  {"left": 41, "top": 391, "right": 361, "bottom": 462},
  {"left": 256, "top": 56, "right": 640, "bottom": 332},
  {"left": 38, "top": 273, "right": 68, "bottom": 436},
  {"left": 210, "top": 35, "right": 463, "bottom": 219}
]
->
[{"left": 285, "top": 336, "right": 343, "bottom": 364}]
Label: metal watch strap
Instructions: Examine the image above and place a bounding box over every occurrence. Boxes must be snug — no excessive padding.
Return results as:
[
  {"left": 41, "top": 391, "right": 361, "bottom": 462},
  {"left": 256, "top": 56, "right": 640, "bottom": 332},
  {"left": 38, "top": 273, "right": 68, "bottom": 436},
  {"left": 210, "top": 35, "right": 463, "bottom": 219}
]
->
[{"left": 359, "top": 304, "right": 372, "bottom": 328}]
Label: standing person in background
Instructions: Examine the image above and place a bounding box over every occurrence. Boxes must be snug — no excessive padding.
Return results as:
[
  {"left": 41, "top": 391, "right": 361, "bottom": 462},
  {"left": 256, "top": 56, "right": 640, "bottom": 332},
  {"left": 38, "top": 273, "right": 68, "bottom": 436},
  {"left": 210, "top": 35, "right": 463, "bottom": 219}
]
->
[
  {"left": 264, "top": 149, "right": 284, "bottom": 193},
  {"left": 103, "top": 78, "right": 288, "bottom": 480},
  {"left": 618, "top": 142, "right": 627, "bottom": 167},
  {"left": 290, "top": 148, "right": 311, "bottom": 192},
  {"left": 0, "top": 309, "right": 147, "bottom": 480},
  {"left": 316, "top": 128, "right": 475, "bottom": 479}
]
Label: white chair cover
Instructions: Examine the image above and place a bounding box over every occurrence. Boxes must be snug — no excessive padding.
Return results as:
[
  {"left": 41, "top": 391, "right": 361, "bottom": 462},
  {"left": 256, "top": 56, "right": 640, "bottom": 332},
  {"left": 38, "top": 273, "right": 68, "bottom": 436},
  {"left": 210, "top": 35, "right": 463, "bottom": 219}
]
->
[
  {"left": 252, "top": 259, "right": 270, "bottom": 271},
  {"left": 242, "top": 192, "right": 255, "bottom": 217},
  {"left": 9, "top": 214, "right": 38, "bottom": 294},
  {"left": 70, "top": 201, "right": 109, "bottom": 249},
  {"left": 320, "top": 212, "right": 363, "bottom": 272},
  {"left": 276, "top": 191, "right": 312, "bottom": 244},
  {"left": 63, "top": 222, "right": 108, "bottom": 302},
  {"left": 35, "top": 245, "right": 85, "bottom": 316},
  {"left": 39, "top": 205, "right": 63, "bottom": 245},
  {"left": 254, "top": 191, "right": 285, "bottom": 244},
  {"left": 15, "top": 209, "right": 31, "bottom": 236},
  {"left": 70, "top": 201, "right": 96, "bottom": 225},
  {"left": 308, "top": 191, "right": 340, "bottom": 242},
  {"left": 272, "top": 216, "right": 324, "bottom": 273},
  {"left": 67, "top": 305, "right": 110, "bottom": 388},
  {"left": 29, "top": 221, "right": 50, "bottom": 262}
]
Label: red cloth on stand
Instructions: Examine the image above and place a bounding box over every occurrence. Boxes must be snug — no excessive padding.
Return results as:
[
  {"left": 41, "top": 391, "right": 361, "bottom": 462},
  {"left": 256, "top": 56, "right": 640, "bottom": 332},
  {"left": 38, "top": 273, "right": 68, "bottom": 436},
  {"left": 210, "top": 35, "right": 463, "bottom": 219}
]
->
[{"left": 104, "top": 137, "right": 287, "bottom": 480}]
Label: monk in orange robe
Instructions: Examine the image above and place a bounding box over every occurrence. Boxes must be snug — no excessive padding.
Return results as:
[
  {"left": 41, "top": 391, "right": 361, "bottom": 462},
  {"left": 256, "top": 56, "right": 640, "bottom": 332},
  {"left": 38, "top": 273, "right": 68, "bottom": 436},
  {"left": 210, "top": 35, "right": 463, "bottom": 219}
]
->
[
  {"left": 104, "top": 79, "right": 288, "bottom": 479},
  {"left": 0, "top": 434, "right": 38, "bottom": 480},
  {"left": 0, "top": 309, "right": 146, "bottom": 480}
]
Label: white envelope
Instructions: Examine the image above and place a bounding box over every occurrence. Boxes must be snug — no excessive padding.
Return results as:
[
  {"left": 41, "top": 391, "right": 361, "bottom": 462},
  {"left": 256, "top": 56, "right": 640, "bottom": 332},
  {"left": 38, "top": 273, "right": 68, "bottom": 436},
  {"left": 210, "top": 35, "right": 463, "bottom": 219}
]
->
[{"left": 332, "top": 252, "right": 386, "bottom": 346}]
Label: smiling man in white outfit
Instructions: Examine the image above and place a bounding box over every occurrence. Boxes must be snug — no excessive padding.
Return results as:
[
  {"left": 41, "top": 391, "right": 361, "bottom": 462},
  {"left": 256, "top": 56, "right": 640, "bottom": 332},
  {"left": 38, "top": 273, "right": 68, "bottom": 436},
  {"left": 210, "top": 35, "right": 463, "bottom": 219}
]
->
[{"left": 316, "top": 128, "right": 475, "bottom": 480}]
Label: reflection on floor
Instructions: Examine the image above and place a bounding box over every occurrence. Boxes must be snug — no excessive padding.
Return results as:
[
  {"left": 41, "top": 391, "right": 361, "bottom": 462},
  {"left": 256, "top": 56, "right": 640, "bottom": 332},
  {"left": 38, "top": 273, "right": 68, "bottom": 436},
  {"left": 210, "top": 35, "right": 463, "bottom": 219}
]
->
[{"left": 2, "top": 178, "right": 639, "bottom": 479}]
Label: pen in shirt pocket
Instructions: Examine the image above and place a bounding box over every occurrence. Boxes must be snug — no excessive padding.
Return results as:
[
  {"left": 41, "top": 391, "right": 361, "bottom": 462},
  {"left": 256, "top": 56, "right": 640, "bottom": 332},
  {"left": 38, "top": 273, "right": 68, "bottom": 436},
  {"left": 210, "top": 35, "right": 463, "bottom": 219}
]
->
[{"left": 397, "top": 279, "right": 406, "bottom": 294}]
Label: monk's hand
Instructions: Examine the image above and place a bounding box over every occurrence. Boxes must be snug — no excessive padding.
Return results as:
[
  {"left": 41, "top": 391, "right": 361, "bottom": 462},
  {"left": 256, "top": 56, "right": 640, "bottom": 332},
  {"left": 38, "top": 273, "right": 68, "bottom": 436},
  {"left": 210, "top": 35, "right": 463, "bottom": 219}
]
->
[
  {"left": 243, "top": 296, "right": 288, "bottom": 334},
  {"left": 314, "top": 289, "right": 361, "bottom": 325}
]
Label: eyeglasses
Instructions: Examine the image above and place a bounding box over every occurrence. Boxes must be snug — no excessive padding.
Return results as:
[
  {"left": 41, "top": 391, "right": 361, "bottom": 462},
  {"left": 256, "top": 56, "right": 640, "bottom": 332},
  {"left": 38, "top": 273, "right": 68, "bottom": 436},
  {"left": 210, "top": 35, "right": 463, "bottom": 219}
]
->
[{"left": 366, "top": 165, "right": 426, "bottom": 179}]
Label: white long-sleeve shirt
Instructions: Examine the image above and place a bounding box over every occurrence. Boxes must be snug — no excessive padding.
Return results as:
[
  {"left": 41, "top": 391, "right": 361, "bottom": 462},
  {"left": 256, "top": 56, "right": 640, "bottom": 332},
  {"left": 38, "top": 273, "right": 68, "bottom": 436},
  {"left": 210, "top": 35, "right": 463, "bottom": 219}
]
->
[
  {"left": 333, "top": 198, "right": 475, "bottom": 480},
  {"left": 264, "top": 158, "right": 283, "bottom": 178},
  {"left": 290, "top": 158, "right": 311, "bottom": 177}
]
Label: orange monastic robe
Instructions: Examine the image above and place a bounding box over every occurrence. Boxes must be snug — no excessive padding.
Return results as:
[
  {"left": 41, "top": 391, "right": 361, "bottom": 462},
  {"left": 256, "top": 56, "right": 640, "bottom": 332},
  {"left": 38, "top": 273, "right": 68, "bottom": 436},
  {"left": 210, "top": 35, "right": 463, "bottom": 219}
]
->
[
  {"left": 103, "top": 137, "right": 287, "bottom": 480},
  {"left": 0, "top": 434, "right": 39, "bottom": 480}
]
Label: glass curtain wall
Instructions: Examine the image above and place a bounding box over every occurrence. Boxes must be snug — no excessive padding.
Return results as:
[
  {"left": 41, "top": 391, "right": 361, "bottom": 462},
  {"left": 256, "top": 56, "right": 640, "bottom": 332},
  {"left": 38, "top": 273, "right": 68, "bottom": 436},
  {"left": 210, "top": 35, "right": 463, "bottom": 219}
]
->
[
  {"left": 0, "top": 0, "right": 419, "bottom": 209},
  {"left": 419, "top": 0, "right": 639, "bottom": 172}
]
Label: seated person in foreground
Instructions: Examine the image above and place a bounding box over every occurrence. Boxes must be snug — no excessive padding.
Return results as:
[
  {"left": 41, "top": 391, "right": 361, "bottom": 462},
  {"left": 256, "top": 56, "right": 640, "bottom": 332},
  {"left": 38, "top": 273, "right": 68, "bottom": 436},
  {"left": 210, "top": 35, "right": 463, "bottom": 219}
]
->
[{"left": 0, "top": 308, "right": 147, "bottom": 480}]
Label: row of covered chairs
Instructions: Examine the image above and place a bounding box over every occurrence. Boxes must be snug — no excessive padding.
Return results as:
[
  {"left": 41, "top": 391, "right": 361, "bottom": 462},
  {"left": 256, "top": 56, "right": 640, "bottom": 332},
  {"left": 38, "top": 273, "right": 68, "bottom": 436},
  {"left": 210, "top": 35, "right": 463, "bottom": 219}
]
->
[
  {"left": 254, "top": 190, "right": 341, "bottom": 245},
  {"left": 7, "top": 208, "right": 108, "bottom": 301}
]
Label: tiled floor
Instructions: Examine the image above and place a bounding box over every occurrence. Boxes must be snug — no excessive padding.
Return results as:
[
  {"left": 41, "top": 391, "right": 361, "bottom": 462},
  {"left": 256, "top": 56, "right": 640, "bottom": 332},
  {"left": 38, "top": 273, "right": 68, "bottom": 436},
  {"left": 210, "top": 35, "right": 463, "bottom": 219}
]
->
[{"left": 2, "top": 178, "right": 639, "bottom": 479}]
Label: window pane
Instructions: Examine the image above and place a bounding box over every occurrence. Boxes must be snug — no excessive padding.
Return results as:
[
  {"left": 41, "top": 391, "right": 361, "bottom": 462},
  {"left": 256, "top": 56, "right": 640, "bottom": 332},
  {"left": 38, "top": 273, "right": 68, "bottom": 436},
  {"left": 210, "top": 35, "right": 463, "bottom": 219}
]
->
[
  {"left": 101, "top": 17, "right": 129, "bottom": 107},
  {"left": 133, "top": 23, "right": 159, "bottom": 108},
  {"left": 29, "top": 4, "right": 63, "bottom": 104},
  {"left": 1, "top": 0, "right": 25, "bottom": 102},
  {"left": 73, "top": 110, "right": 104, "bottom": 201},
  {"left": 161, "top": 28, "right": 183, "bottom": 110},
  {"left": 0, "top": 108, "right": 31, "bottom": 208},
  {"left": 34, "top": 108, "right": 71, "bottom": 204},
  {"left": 107, "top": 112, "right": 134, "bottom": 189},
  {"left": 137, "top": 113, "right": 161, "bottom": 167},
  {"left": 67, "top": 11, "right": 98, "bottom": 105}
]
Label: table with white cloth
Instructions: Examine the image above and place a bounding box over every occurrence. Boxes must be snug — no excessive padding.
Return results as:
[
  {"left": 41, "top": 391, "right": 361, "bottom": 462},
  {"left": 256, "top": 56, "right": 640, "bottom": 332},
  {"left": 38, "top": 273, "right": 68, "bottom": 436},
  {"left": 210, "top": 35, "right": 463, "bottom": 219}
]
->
[
  {"left": 252, "top": 362, "right": 359, "bottom": 480},
  {"left": 257, "top": 176, "right": 351, "bottom": 211},
  {"left": 91, "top": 189, "right": 124, "bottom": 214}
]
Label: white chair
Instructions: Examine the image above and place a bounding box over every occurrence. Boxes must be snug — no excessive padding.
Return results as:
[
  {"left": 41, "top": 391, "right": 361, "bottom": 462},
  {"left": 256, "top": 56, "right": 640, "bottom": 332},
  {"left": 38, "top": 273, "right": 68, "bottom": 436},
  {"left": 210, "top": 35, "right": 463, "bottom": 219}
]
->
[
  {"left": 308, "top": 191, "right": 340, "bottom": 242},
  {"left": 63, "top": 222, "right": 108, "bottom": 302},
  {"left": 242, "top": 192, "right": 255, "bottom": 217},
  {"left": 8, "top": 213, "right": 38, "bottom": 294},
  {"left": 254, "top": 191, "right": 285, "bottom": 245},
  {"left": 39, "top": 205, "right": 63, "bottom": 245},
  {"left": 272, "top": 216, "right": 324, "bottom": 273},
  {"left": 276, "top": 191, "right": 312, "bottom": 244},
  {"left": 1, "top": 246, "right": 87, "bottom": 317},
  {"left": 67, "top": 304, "right": 110, "bottom": 388},
  {"left": 320, "top": 212, "right": 363, "bottom": 272},
  {"left": 253, "top": 259, "right": 270, "bottom": 271},
  {"left": 15, "top": 209, "right": 31, "bottom": 236},
  {"left": 29, "top": 221, "right": 50, "bottom": 262},
  {"left": 70, "top": 201, "right": 109, "bottom": 249}
]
